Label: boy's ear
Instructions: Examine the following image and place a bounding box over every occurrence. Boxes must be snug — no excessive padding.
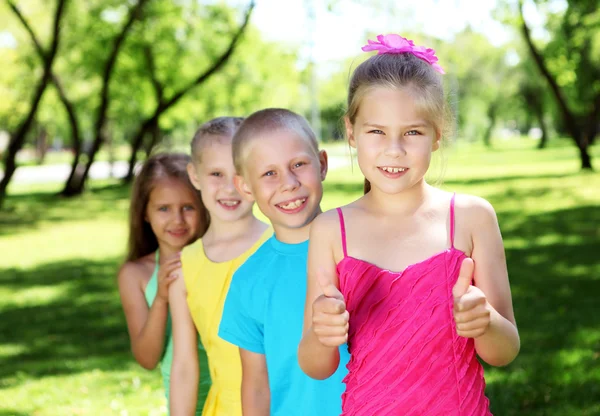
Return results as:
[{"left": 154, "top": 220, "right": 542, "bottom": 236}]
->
[
  {"left": 234, "top": 174, "right": 255, "bottom": 202},
  {"left": 318, "top": 150, "right": 328, "bottom": 181},
  {"left": 187, "top": 162, "right": 202, "bottom": 190},
  {"left": 344, "top": 117, "right": 356, "bottom": 148}
]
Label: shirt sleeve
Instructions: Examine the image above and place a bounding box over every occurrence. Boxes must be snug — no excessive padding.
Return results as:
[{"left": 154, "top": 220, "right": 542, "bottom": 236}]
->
[{"left": 218, "top": 267, "right": 265, "bottom": 354}]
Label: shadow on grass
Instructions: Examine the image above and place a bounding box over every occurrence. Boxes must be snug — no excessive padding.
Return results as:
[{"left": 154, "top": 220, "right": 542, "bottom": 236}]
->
[
  {"left": 0, "top": 256, "right": 210, "bottom": 405},
  {"left": 443, "top": 171, "right": 582, "bottom": 187},
  {"left": 482, "top": 197, "right": 600, "bottom": 415},
  {"left": 0, "top": 183, "right": 131, "bottom": 237}
]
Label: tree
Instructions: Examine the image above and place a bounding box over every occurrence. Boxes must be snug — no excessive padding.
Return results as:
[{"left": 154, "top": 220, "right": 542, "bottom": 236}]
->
[
  {"left": 122, "top": 0, "right": 255, "bottom": 182},
  {"left": 5, "top": 0, "right": 83, "bottom": 179},
  {"left": 0, "top": 0, "right": 67, "bottom": 208},
  {"left": 517, "top": 0, "right": 599, "bottom": 169},
  {"left": 61, "top": 0, "right": 149, "bottom": 196}
]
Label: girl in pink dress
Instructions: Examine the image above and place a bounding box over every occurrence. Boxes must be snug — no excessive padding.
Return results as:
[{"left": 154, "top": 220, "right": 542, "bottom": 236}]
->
[{"left": 298, "top": 34, "right": 520, "bottom": 415}]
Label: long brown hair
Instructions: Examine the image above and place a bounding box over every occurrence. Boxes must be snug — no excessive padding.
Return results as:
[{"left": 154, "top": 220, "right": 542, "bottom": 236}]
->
[
  {"left": 345, "top": 53, "right": 452, "bottom": 194},
  {"left": 126, "top": 153, "right": 209, "bottom": 262}
]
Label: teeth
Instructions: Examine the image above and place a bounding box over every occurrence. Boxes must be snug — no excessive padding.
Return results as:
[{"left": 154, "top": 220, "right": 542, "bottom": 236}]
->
[
  {"left": 382, "top": 167, "right": 405, "bottom": 173},
  {"left": 220, "top": 200, "right": 240, "bottom": 207},
  {"left": 279, "top": 198, "right": 306, "bottom": 210}
]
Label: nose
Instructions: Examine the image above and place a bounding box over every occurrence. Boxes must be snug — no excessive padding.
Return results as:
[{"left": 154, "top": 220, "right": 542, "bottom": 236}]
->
[
  {"left": 223, "top": 178, "right": 237, "bottom": 195},
  {"left": 173, "top": 209, "right": 185, "bottom": 224},
  {"left": 384, "top": 137, "right": 406, "bottom": 158},
  {"left": 280, "top": 170, "right": 300, "bottom": 192}
]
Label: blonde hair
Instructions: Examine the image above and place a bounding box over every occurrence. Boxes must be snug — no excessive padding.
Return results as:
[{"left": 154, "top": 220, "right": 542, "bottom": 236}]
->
[
  {"left": 346, "top": 53, "right": 452, "bottom": 193},
  {"left": 191, "top": 116, "right": 244, "bottom": 162},
  {"left": 232, "top": 108, "right": 319, "bottom": 175}
]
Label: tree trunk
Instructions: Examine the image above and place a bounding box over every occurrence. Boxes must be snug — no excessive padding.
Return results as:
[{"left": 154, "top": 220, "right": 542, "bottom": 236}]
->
[
  {"left": 125, "top": 117, "right": 156, "bottom": 182},
  {"left": 145, "top": 118, "right": 161, "bottom": 158},
  {"left": 518, "top": 1, "right": 593, "bottom": 170},
  {"left": 0, "top": 0, "right": 67, "bottom": 209},
  {"left": 535, "top": 105, "right": 548, "bottom": 149},
  {"left": 483, "top": 103, "right": 497, "bottom": 148},
  {"left": 578, "top": 142, "right": 592, "bottom": 170},
  {"left": 62, "top": 0, "right": 149, "bottom": 196},
  {"left": 36, "top": 126, "right": 49, "bottom": 164}
]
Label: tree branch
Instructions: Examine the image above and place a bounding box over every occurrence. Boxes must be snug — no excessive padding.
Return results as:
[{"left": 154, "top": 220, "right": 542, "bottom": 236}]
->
[
  {"left": 143, "top": 44, "right": 164, "bottom": 104},
  {"left": 6, "top": 0, "right": 81, "bottom": 151},
  {"left": 94, "top": 0, "right": 150, "bottom": 138},
  {"left": 0, "top": 0, "right": 67, "bottom": 207},
  {"left": 159, "top": 0, "right": 255, "bottom": 112},
  {"left": 124, "top": 0, "right": 255, "bottom": 181},
  {"left": 518, "top": 0, "right": 580, "bottom": 142}
]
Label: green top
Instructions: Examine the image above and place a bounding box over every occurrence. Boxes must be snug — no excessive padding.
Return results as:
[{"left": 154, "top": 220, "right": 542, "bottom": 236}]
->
[{"left": 144, "top": 251, "right": 203, "bottom": 415}]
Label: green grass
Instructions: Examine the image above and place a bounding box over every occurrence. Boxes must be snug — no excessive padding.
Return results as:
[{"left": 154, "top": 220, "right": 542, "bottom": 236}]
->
[{"left": 1, "top": 138, "right": 599, "bottom": 415}]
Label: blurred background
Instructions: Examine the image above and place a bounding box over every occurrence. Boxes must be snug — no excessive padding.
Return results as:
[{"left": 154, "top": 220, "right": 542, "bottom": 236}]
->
[{"left": 0, "top": 0, "right": 598, "bottom": 415}]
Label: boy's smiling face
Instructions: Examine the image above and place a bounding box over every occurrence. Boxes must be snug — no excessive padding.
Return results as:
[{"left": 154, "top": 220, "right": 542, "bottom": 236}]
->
[{"left": 235, "top": 128, "right": 328, "bottom": 244}]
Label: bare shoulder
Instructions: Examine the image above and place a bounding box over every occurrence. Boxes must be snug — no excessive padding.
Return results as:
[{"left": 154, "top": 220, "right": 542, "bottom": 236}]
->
[
  {"left": 454, "top": 193, "right": 498, "bottom": 225},
  {"left": 310, "top": 208, "right": 342, "bottom": 238},
  {"left": 118, "top": 254, "right": 153, "bottom": 289}
]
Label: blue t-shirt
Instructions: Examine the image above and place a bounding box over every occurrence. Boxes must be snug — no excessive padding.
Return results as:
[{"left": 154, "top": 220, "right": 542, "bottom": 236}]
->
[{"left": 219, "top": 236, "right": 349, "bottom": 416}]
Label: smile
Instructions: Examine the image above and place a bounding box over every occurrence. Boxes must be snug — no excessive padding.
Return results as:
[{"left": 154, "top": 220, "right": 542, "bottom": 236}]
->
[
  {"left": 218, "top": 199, "right": 241, "bottom": 210},
  {"left": 379, "top": 166, "right": 407, "bottom": 173},
  {"left": 276, "top": 197, "right": 307, "bottom": 212},
  {"left": 168, "top": 229, "right": 188, "bottom": 237}
]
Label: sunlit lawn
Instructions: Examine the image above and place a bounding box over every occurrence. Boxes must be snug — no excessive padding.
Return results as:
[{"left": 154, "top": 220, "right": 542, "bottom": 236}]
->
[{"left": 1, "top": 138, "right": 599, "bottom": 415}]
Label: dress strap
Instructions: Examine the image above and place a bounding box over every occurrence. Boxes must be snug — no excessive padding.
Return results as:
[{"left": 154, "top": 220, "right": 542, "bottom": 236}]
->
[
  {"left": 450, "top": 193, "right": 456, "bottom": 248},
  {"left": 336, "top": 208, "right": 348, "bottom": 258}
]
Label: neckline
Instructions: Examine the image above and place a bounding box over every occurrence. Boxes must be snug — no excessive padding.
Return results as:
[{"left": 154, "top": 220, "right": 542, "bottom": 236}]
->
[
  {"left": 269, "top": 235, "right": 309, "bottom": 254},
  {"left": 201, "top": 227, "right": 271, "bottom": 264},
  {"left": 338, "top": 247, "right": 466, "bottom": 276}
]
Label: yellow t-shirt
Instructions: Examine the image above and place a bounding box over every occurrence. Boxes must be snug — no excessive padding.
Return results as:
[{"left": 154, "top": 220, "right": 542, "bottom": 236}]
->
[{"left": 181, "top": 227, "right": 272, "bottom": 416}]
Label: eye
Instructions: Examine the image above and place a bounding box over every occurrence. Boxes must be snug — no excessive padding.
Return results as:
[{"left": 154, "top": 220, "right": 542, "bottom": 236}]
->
[
  {"left": 158, "top": 206, "right": 168, "bottom": 212},
  {"left": 293, "top": 161, "right": 307, "bottom": 169},
  {"left": 210, "top": 172, "right": 222, "bottom": 177},
  {"left": 183, "top": 205, "right": 196, "bottom": 211},
  {"left": 263, "top": 171, "right": 275, "bottom": 177},
  {"left": 405, "top": 130, "right": 421, "bottom": 136},
  {"left": 368, "top": 129, "right": 384, "bottom": 135}
]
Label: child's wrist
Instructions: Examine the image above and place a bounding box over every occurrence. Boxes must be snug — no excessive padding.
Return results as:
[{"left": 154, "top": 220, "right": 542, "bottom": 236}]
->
[{"left": 154, "top": 296, "right": 168, "bottom": 307}]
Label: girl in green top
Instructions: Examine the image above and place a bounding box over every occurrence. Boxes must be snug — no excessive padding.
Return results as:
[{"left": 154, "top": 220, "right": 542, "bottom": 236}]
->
[{"left": 118, "top": 153, "right": 209, "bottom": 414}]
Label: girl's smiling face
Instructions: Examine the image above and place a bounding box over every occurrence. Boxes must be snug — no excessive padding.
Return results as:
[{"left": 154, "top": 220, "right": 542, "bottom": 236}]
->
[
  {"left": 145, "top": 177, "right": 201, "bottom": 252},
  {"left": 347, "top": 86, "right": 440, "bottom": 195}
]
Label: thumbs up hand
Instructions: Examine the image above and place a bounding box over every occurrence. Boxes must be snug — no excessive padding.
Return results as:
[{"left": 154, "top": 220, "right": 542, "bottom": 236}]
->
[
  {"left": 452, "top": 258, "right": 492, "bottom": 339},
  {"left": 311, "top": 269, "right": 349, "bottom": 348}
]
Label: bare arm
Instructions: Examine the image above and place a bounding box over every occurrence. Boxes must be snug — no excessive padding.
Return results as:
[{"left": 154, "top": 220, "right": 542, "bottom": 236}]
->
[
  {"left": 454, "top": 197, "right": 520, "bottom": 366},
  {"left": 240, "top": 348, "right": 270, "bottom": 416},
  {"left": 169, "top": 273, "right": 199, "bottom": 416},
  {"left": 118, "top": 261, "right": 170, "bottom": 369},
  {"left": 298, "top": 211, "right": 346, "bottom": 380}
]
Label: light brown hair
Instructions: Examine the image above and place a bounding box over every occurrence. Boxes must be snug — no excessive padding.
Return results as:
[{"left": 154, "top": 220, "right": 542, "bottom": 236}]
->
[
  {"left": 346, "top": 53, "right": 452, "bottom": 193},
  {"left": 191, "top": 116, "right": 245, "bottom": 162},
  {"left": 126, "top": 153, "right": 209, "bottom": 262},
  {"left": 232, "top": 108, "right": 319, "bottom": 175}
]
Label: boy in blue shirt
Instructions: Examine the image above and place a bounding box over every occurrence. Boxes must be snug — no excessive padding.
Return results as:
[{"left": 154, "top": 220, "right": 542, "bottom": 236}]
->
[{"left": 219, "top": 108, "right": 349, "bottom": 415}]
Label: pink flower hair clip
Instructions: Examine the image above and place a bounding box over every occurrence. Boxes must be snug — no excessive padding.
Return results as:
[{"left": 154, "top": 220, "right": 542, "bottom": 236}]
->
[{"left": 362, "top": 34, "right": 445, "bottom": 74}]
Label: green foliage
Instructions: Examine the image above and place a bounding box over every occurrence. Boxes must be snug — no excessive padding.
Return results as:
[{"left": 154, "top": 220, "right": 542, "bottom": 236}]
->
[{"left": 0, "top": 0, "right": 302, "bottom": 154}]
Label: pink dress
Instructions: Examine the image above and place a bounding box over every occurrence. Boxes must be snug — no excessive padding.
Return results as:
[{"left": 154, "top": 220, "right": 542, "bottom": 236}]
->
[{"left": 336, "top": 195, "right": 492, "bottom": 415}]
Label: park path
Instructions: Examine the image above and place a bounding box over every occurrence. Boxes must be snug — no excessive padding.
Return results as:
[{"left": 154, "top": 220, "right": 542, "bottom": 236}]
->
[{"left": 1, "top": 156, "right": 349, "bottom": 184}]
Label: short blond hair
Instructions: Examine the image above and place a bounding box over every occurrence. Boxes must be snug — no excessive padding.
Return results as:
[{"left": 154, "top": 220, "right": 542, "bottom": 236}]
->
[
  {"left": 232, "top": 108, "right": 319, "bottom": 175},
  {"left": 191, "top": 116, "right": 244, "bottom": 162}
]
